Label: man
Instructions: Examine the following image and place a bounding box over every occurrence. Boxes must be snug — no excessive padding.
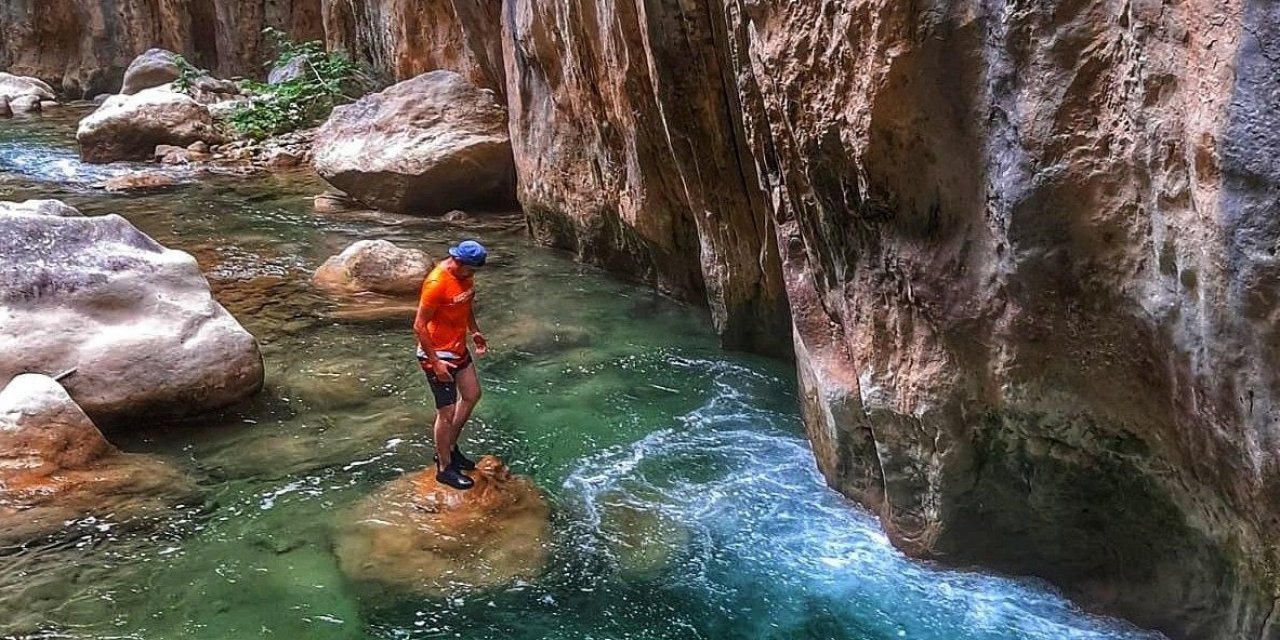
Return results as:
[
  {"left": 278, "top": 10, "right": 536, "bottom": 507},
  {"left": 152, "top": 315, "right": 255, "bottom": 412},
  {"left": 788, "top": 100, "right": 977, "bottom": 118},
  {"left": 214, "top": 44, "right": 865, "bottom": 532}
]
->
[{"left": 414, "top": 240, "right": 488, "bottom": 490}]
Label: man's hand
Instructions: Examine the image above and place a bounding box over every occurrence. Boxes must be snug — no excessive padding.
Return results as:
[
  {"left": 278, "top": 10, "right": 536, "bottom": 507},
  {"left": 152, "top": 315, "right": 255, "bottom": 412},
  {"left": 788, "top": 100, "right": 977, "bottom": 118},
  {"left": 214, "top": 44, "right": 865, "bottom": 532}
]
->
[
  {"left": 432, "top": 359, "right": 457, "bottom": 381},
  {"left": 472, "top": 332, "right": 488, "bottom": 357}
]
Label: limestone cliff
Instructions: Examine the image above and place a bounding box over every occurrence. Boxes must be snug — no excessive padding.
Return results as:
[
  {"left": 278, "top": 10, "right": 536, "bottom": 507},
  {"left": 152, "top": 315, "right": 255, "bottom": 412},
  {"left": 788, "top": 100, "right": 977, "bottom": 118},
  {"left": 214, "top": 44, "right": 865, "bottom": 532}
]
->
[
  {"left": 507, "top": 1, "right": 1280, "bottom": 638},
  {"left": 0, "top": 0, "right": 499, "bottom": 97},
  {"left": 718, "top": 2, "right": 1280, "bottom": 639}
]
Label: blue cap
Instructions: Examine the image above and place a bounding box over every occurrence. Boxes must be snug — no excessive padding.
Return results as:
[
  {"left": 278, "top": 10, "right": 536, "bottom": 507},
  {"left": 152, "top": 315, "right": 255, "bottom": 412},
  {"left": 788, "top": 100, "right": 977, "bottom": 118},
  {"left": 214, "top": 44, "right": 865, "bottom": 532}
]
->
[{"left": 448, "top": 240, "right": 487, "bottom": 267}]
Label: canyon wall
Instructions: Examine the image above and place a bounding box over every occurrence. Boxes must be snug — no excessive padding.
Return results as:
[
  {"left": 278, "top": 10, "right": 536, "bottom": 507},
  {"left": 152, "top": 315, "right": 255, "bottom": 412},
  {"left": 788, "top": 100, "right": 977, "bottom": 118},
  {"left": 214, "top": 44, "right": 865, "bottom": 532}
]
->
[
  {"left": 0, "top": 0, "right": 500, "bottom": 97},
  {"left": 506, "top": 0, "right": 1280, "bottom": 638},
  {"left": 714, "top": 1, "right": 1280, "bottom": 639}
]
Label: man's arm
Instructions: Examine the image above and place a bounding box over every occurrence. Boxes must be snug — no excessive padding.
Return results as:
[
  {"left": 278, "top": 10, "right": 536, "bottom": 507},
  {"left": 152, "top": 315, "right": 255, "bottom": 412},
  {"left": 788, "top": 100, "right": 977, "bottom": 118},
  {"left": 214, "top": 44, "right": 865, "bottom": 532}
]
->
[{"left": 468, "top": 308, "right": 487, "bottom": 356}]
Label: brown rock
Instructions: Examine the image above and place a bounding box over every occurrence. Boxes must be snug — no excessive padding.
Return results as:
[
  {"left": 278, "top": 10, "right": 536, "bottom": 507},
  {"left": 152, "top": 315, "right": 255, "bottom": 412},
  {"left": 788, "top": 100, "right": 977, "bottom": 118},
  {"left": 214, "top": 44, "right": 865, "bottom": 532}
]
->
[
  {"left": 312, "top": 239, "right": 431, "bottom": 296},
  {"left": 0, "top": 200, "right": 263, "bottom": 424},
  {"left": 0, "top": 96, "right": 9, "bottom": 118},
  {"left": 334, "top": 456, "right": 550, "bottom": 595},
  {"left": 77, "top": 88, "right": 222, "bottom": 163},
  {"left": 443, "top": 209, "right": 467, "bottom": 222},
  {"left": 187, "top": 140, "right": 209, "bottom": 153},
  {"left": 0, "top": 374, "right": 198, "bottom": 544},
  {"left": 100, "top": 172, "right": 181, "bottom": 192},
  {"left": 154, "top": 144, "right": 192, "bottom": 165},
  {"left": 263, "top": 148, "right": 302, "bottom": 169},
  {"left": 312, "top": 70, "right": 515, "bottom": 215}
]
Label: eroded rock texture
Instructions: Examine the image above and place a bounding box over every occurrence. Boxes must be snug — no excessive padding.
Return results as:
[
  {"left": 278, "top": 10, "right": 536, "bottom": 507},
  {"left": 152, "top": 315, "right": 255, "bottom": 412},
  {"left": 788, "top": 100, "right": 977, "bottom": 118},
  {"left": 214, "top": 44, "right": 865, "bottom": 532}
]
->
[
  {"left": 705, "top": 2, "right": 1280, "bottom": 639},
  {"left": 0, "top": 0, "right": 324, "bottom": 97},
  {"left": 503, "top": 0, "right": 791, "bottom": 355},
  {"left": 323, "top": 0, "right": 505, "bottom": 93}
]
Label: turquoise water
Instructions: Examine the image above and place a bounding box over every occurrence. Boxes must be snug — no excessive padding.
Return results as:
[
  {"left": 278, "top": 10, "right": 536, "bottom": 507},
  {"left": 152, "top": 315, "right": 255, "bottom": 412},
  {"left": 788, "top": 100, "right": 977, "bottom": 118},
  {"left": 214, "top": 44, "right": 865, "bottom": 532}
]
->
[{"left": 0, "top": 110, "right": 1164, "bottom": 640}]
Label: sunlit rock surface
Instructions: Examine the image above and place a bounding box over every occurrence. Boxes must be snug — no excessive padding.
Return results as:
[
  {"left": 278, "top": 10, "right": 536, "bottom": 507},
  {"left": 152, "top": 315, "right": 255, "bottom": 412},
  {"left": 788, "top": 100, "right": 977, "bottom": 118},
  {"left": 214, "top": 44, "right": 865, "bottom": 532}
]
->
[
  {"left": 313, "top": 239, "right": 431, "bottom": 296},
  {"left": 334, "top": 456, "right": 550, "bottom": 594},
  {"left": 312, "top": 70, "right": 515, "bottom": 215},
  {"left": 0, "top": 200, "right": 263, "bottom": 425},
  {"left": 0, "top": 374, "right": 198, "bottom": 544}
]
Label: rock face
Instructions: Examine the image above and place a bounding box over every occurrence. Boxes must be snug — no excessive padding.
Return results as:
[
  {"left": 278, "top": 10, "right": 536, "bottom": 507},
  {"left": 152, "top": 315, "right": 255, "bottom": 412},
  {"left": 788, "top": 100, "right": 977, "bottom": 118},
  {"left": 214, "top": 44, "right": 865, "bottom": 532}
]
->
[
  {"left": 313, "top": 240, "right": 431, "bottom": 296},
  {"left": 0, "top": 374, "right": 198, "bottom": 544},
  {"left": 312, "top": 70, "right": 516, "bottom": 215},
  {"left": 0, "top": 200, "right": 263, "bottom": 425},
  {"left": 505, "top": 1, "right": 1280, "bottom": 639},
  {"left": 322, "top": 0, "right": 504, "bottom": 94},
  {"left": 334, "top": 456, "right": 550, "bottom": 594},
  {"left": 77, "top": 87, "right": 222, "bottom": 163},
  {"left": 120, "top": 48, "right": 181, "bottom": 94},
  {"left": 0, "top": 0, "right": 324, "bottom": 97},
  {"left": 0, "top": 0, "right": 501, "bottom": 98},
  {"left": 503, "top": 0, "right": 791, "bottom": 355}
]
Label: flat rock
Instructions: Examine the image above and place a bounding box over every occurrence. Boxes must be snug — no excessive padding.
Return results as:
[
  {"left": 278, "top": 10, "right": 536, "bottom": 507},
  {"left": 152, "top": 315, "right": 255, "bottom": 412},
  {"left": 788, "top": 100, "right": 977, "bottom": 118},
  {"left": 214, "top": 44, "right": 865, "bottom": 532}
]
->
[
  {"left": 334, "top": 456, "right": 550, "bottom": 594},
  {"left": 0, "top": 374, "right": 199, "bottom": 544},
  {"left": 99, "top": 172, "right": 182, "bottom": 192},
  {"left": 0, "top": 199, "right": 82, "bottom": 217},
  {"left": 0, "top": 72, "right": 56, "bottom": 101}
]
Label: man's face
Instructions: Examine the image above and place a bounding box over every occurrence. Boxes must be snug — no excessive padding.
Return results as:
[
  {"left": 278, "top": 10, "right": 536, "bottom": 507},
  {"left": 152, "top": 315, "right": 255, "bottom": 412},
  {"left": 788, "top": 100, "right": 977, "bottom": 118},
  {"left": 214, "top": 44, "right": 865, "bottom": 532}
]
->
[{"left": 456, "top": 264, "right": 475, "bottom": 279}]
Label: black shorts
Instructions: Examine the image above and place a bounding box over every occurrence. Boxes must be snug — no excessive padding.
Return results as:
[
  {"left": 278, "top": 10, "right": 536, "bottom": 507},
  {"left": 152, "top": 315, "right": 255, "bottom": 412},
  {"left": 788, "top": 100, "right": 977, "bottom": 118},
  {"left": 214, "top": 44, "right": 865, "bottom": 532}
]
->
[{"left": 418, "top": 350, "right": 473, "bottom": 409}]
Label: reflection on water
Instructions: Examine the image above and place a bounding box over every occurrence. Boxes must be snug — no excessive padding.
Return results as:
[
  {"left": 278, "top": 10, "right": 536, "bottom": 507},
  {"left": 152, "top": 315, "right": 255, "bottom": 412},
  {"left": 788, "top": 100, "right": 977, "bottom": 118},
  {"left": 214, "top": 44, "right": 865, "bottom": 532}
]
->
[{"left": 0, "top": 112, "right": 1163, "bottom": 639}]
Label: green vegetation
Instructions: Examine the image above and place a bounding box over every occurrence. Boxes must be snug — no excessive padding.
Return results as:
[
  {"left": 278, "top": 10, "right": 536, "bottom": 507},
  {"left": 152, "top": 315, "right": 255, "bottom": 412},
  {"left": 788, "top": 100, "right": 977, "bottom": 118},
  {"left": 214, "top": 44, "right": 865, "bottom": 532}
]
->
[
  {"left": 172, "top": 54, "right": 203, "bottom": 95},
  {"left": 225, "top": 28, "right": 361, "bottom": 140}
]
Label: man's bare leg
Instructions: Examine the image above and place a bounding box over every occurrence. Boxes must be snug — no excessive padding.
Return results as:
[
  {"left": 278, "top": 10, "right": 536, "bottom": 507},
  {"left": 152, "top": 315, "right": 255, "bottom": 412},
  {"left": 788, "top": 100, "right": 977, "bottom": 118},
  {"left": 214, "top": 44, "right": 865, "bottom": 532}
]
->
[
  {"left": 451, "top": 366, "right": 483, "bottom": 437},
  {"left": 433, "top": 404, "right": 456, "bottom": 469}
]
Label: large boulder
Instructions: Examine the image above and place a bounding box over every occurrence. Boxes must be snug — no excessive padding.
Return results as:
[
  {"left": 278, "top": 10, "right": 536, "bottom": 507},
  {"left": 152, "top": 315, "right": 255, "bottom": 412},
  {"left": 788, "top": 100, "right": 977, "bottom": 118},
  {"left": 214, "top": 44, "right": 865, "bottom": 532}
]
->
[
  {"left": 312, "top": 240, "right": 431, "bottom": 296},
  {"left": 0, "top": 72, "right": 56, "bottom": 101},
  {"left": 312, "top": 70, "right": 516, "bottom": 215},
  {"left": 120, "top": 48, "right": 181, "bottom": 95},
  {"left": 0, "top": 200, "right": 263, "bottom": 425},
  {"left": 0, "top": 374, "right": 198, "bottom": 544},
  {"left": 76, "top": 87, "right": 222, "bottom": 163},
  {"left": 334, "top": 456, "right": 550, "bottom": 595}
]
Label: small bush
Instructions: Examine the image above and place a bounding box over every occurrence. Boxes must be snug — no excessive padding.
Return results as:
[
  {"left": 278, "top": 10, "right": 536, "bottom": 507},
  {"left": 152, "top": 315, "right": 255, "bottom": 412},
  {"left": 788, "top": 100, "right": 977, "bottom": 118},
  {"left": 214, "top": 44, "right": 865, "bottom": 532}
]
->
[
  {"left": 225, "top": 28, "right": 361, "bottom": 140},
  {"left": 171, "top": 54, "right": 204, "bottom": 95}
]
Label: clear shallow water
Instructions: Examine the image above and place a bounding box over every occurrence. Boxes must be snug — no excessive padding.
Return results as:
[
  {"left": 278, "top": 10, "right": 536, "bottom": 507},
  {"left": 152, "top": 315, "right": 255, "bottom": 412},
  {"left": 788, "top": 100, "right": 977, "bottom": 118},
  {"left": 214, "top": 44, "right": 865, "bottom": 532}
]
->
[{"left": 0, "top": 111, "right": 1164, "bottom": 640}]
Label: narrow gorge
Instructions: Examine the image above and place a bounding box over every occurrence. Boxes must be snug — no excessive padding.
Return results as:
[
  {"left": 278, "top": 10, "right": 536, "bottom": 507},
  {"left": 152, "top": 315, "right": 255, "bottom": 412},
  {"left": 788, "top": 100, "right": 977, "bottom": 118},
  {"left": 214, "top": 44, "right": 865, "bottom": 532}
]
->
[{"left": 3, "top": 2, "right": 1278, "bottom": 640}]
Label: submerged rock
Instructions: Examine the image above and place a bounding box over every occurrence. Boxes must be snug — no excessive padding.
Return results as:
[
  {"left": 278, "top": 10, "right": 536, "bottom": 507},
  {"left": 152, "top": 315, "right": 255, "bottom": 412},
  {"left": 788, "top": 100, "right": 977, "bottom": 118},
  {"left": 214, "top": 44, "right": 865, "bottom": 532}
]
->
[
  {"left": 0, "top": 96, "right": 9, "bottom": 118},
  {"left": 121, "top": 48, "right": 181, "bottom": 95},
  {"left": 312, "top": 239, "right": 431, "bottom": 297},
  {"left": 98, "top": 171, "right": 182, "bottom": 193},
  {"left": 312, "top": 70, "right": 516, "bottom": 215},
  {"left": 0, "top": 374, "right": 198, "bottom": 544},
  {"left": 0, "top": 200, "right": 263, "bottom": 424},
  {"left": 77, "top": 88, "right": 222, "bottom": 163},
  {"left": 334, "top": 456, "right": 550, "bottom": 595}
]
